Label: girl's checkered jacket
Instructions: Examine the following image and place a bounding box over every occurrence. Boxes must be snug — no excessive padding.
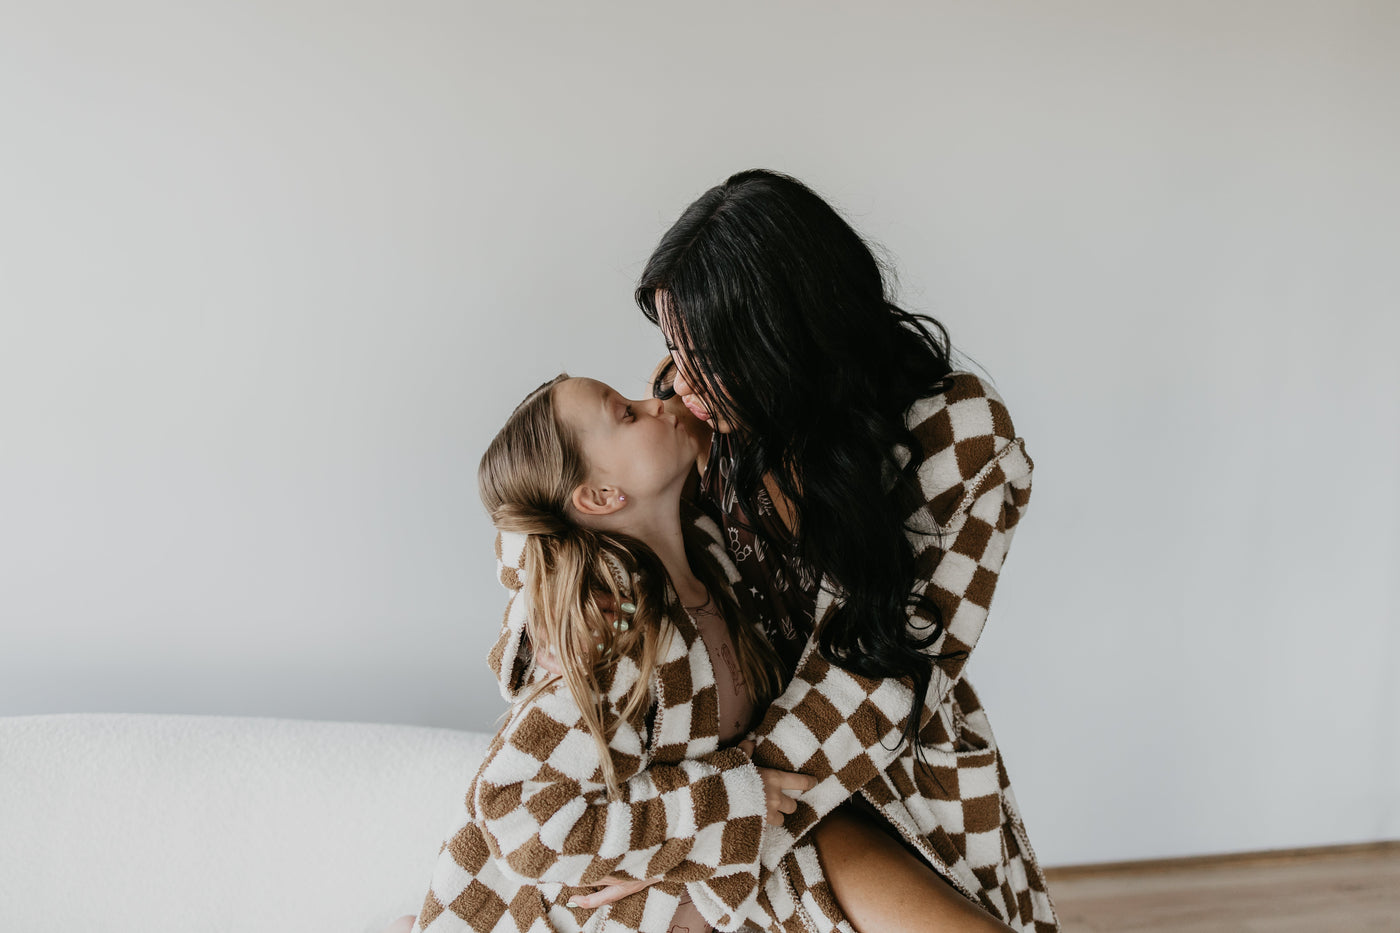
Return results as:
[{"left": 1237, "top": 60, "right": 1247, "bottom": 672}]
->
[{"left": 412, "top": 371, "right": 1059, "bottom": 933}]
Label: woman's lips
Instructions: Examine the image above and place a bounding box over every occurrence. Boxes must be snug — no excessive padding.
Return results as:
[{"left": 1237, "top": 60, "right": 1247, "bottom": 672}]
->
[{"left": 682, "top": 397, "right": 711, "bottom": 422}]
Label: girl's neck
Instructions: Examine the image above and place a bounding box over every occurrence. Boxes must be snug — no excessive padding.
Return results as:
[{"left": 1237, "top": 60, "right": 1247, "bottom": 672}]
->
[{"left": 624, "top": 508, "right": 708, "bottom": 608}]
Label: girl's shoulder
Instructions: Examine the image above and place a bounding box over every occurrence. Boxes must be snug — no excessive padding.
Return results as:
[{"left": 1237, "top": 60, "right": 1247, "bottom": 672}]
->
[{"left": 484, "top": 670, "right": 650, "bottom": 786}]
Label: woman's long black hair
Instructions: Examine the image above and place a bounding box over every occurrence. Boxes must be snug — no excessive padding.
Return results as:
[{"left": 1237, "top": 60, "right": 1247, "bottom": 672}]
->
[{"left": 636, "top": 169, "right": 964, "bottom": 760}]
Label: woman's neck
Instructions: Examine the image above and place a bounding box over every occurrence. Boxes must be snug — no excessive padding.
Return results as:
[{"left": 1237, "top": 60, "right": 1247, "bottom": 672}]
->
[
  {"left": 762, "top": 472, "right": 798, "bottom": 535},
  {"left": 708, "top": 431, "right": 798, "bottom": 536}
]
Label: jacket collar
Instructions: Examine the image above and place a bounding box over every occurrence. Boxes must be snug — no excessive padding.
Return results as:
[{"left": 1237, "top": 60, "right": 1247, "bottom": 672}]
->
[{"left": 486, "top": 504, "right": 729, "bottom": 702}]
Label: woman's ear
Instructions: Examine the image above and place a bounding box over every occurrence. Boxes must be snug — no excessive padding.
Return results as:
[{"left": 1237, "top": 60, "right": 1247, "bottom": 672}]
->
[{"left": 571, "top": 483, "right": 625, "bottom": 518}]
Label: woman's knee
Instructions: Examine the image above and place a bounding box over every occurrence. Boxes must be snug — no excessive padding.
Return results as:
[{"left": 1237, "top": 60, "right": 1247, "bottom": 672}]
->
[
  {"left": 811, "top": 804, "right": 1015, "bottom": 933},
  {"left": 811, "top": 803, "right": 883, "bottom": 859}
]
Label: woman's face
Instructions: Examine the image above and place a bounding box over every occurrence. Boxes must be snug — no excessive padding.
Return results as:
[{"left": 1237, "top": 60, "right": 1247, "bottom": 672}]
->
[{"left": 656, "top": 294, "right": 734, "bottom": 435}]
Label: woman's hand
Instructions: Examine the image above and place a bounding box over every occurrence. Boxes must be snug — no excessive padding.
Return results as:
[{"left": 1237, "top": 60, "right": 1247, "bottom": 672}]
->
[
  {"left": 535, "top": 643, "right": 563, "bottom": 677},
  {"left": 739, "top": 739, "right": 819, "bottom": 825},
  {"left": 567, "top": 874, "right": 660, "bottom": 910},
  {"left": 530, "top": 594, "right": 621, "bottom": 677}
]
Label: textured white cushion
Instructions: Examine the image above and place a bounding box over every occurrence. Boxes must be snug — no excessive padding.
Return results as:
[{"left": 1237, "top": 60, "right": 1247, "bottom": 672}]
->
[{"left": 0, "top": 713, "right": 493, "bottom": 933}]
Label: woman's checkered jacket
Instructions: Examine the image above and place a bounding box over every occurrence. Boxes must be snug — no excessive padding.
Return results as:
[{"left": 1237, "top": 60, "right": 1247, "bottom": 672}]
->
[{"left": 411, "top": 371, "right": 1059, "bottom": 933}]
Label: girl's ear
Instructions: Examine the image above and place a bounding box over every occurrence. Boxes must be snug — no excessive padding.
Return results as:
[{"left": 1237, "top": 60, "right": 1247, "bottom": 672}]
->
[{"left": 571, "top": 483, "right": 625, "bottom": 518}]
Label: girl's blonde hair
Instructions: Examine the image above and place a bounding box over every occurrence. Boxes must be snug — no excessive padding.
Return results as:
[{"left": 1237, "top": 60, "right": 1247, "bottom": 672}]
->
[{"left": 478, "top": 374, "right": 782, "bottom": 797}]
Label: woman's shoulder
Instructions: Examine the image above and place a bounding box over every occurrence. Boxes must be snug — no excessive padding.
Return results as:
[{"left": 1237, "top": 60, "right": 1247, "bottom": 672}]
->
[
  {"left": 898, "top": 370, "right": 1032, "bottom": 527},
  {"left": 902, "top": 370, "right": 1018, "bottom": 443}
]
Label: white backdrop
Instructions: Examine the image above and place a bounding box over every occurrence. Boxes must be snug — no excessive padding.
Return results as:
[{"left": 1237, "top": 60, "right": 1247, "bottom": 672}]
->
[{"left": 1, "top": 1, "right": 1396, "bottom": 867}]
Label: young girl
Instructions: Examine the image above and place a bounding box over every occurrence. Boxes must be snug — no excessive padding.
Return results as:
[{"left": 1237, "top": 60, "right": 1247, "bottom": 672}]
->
[{"left": 403, "top": 373, "right": 817, "bottom": 933}]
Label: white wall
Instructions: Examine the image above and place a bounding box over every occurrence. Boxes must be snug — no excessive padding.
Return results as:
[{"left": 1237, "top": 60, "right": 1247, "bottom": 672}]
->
[{"left": 1, "top": 1, "right": 1395, "bottom": 867}]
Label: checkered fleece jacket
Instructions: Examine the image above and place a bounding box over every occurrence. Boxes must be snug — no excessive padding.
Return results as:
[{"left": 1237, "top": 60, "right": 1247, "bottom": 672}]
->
[{"left": 412, "top": 371, "right": 1059, "bottom": 933}]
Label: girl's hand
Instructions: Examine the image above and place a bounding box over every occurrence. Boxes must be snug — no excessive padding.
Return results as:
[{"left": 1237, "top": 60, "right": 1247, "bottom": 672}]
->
[
  {"left": 739, "top": 739, "right": 819, "bottom": 825},
  {"left": 567, "top": 874, "right": 659, "bottom": 910}
]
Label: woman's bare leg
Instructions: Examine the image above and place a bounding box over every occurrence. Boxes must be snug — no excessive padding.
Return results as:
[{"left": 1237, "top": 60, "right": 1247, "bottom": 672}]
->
[{"left": 811, "top": 804, "right": 1016, "bottom": 933}]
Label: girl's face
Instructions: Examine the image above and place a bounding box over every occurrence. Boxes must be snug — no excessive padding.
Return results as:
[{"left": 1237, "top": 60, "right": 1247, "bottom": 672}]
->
[{"left": 553, "top": 377, "right": 699, "bottom": 518}]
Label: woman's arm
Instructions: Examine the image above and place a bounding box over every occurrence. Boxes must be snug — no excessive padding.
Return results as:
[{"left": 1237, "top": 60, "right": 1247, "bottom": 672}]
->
[{"left": 747, "top": 374, "right": 1035, "bottom": 868}]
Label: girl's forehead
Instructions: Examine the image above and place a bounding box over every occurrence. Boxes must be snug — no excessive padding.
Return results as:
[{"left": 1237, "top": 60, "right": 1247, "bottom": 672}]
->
[
  {"left": 555, "top": 377, "right": 616, "bottom": 425},
  {"left": 564, "top": 376, "right": 612, "bottom": 399}
]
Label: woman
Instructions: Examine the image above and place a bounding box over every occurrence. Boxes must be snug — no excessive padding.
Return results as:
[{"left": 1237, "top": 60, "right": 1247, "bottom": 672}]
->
[{"left": 583, "top": 169, "right": 1059, "bottom": 933}]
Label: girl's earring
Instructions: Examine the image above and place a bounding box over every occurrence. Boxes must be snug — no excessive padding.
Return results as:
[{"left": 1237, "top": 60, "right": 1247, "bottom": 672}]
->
[{"left": 618, "top": 493, "right": 627, "bottom": 504}]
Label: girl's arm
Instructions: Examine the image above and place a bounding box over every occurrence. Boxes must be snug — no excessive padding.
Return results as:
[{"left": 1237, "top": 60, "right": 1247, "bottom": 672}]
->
[
  {"left": 476, "top": 525, "right": 814, "bottom": 931},
  {"left": 473, "top": 667, "right": 771, "bottom": 889},
  {"left": 747, "top": 373, "right": 1035, "bottom": 869}
]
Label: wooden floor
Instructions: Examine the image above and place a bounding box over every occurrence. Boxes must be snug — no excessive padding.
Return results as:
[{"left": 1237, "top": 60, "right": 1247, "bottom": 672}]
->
[{"left": 1044, "top": 842, "right": 1400, "bottom": 932}]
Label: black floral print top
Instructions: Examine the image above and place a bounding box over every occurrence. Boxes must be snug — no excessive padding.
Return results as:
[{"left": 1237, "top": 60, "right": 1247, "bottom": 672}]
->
[{"left": 696, "top": 432, "right": 821, "bottom": 684}]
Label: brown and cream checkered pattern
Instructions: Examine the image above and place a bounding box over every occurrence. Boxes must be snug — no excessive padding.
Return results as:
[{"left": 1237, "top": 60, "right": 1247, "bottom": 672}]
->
[
  {"left": 414, "top": 510, "right": 776, "bottom": 933},
  {"left": 742, "top": 372, "right": 1058, "bottom": 931},
  {"left": 414, "top": 371, "right": 1058, "bottom": 932}
]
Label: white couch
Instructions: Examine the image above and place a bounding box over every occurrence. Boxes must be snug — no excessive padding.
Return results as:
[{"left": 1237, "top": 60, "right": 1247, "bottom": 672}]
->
[{"left": 0, "top": 713, "right": 494, "bottom": 933}]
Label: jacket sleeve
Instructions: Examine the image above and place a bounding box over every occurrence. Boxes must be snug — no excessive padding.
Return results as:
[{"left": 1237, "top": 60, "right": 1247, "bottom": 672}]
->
[
  {"left": 748, "top": 373, "right": 1034, "bottom": 870},
  {"left": 473, "top": 652, "right": 771, "bottom": 889}
]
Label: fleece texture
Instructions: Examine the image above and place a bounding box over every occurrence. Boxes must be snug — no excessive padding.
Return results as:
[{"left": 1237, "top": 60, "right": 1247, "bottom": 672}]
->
[
  {"left": 412, "top": 371, "right": 1058, "bottom": 932},
  {"left": 741, "top": 372, "right": 1059, "bottom": 932},
  {"left": 413, "top": 510, "right": 774, "bottom": 933}
]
